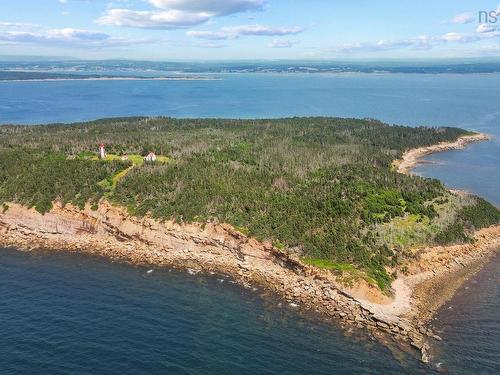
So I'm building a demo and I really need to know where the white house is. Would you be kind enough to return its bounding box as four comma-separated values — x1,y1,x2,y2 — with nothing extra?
144,152,157,162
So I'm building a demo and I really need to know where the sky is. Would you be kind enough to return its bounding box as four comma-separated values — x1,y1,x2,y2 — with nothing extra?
0,0,500,60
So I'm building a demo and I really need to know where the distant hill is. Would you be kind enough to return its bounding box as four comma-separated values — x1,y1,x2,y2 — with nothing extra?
2,59,500,74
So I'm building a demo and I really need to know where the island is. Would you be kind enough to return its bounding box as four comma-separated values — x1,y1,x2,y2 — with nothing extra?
0,117,498,362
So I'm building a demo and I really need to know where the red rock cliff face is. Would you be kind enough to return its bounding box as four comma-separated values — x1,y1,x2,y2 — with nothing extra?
0,201,301,279
2,201,498,360
0,201,423,347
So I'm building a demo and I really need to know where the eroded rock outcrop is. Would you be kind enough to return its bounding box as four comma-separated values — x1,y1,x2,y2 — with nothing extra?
1,201,499,361
0,202,425,351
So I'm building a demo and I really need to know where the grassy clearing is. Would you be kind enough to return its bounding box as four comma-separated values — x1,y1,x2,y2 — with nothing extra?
95,153,171,196
375,191,499,256
375,213,439,251
302,258,384,289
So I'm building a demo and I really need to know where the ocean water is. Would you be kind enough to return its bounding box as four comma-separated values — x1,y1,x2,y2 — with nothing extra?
432,254,500,374
0,72,499,373
0,248,430,374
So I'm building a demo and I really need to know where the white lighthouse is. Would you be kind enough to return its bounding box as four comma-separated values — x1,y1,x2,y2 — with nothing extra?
99,144,106,159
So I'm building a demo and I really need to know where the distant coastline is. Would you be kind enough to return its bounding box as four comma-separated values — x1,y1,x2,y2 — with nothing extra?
4,59,500,76
0,76,219,82
0,70,219,82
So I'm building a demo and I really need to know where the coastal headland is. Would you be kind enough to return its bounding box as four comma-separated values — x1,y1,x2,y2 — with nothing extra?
0,118,499,362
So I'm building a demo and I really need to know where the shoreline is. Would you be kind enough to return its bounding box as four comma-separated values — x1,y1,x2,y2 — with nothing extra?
0,132,498,363
392,131,499,362
0,201,437,356
394,133,490,175
1,199,498,362
400,225,500,363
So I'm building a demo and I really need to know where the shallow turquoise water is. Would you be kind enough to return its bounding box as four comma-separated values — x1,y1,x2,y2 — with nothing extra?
0,72,499,373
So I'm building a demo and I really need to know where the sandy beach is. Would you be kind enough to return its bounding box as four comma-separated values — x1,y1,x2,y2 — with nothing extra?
394,133,490,175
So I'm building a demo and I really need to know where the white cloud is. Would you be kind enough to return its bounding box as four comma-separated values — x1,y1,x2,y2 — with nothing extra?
187,24,304,40
0,22,39,29
332,28,500,54
193,41,227,48
224,24,303,36
440,32,479,43
186,30,229,40
98,0,266,29
96,8,211,29
268,39,297,48
451,12,474,24
335,38,427,53
148,0,264,15
0,28,153,48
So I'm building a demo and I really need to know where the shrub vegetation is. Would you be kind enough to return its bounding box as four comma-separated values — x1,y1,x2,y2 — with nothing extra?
1,117,498,288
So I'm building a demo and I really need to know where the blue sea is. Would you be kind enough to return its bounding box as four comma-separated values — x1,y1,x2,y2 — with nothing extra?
0,72,499,374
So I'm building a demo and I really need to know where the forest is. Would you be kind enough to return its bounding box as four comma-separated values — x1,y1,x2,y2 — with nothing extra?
1,117,498,289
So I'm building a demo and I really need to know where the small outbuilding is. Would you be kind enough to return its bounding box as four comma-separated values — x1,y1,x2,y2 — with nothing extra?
144,152,157,163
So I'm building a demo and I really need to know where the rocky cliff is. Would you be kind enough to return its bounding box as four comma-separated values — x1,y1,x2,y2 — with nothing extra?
1,201,499,361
